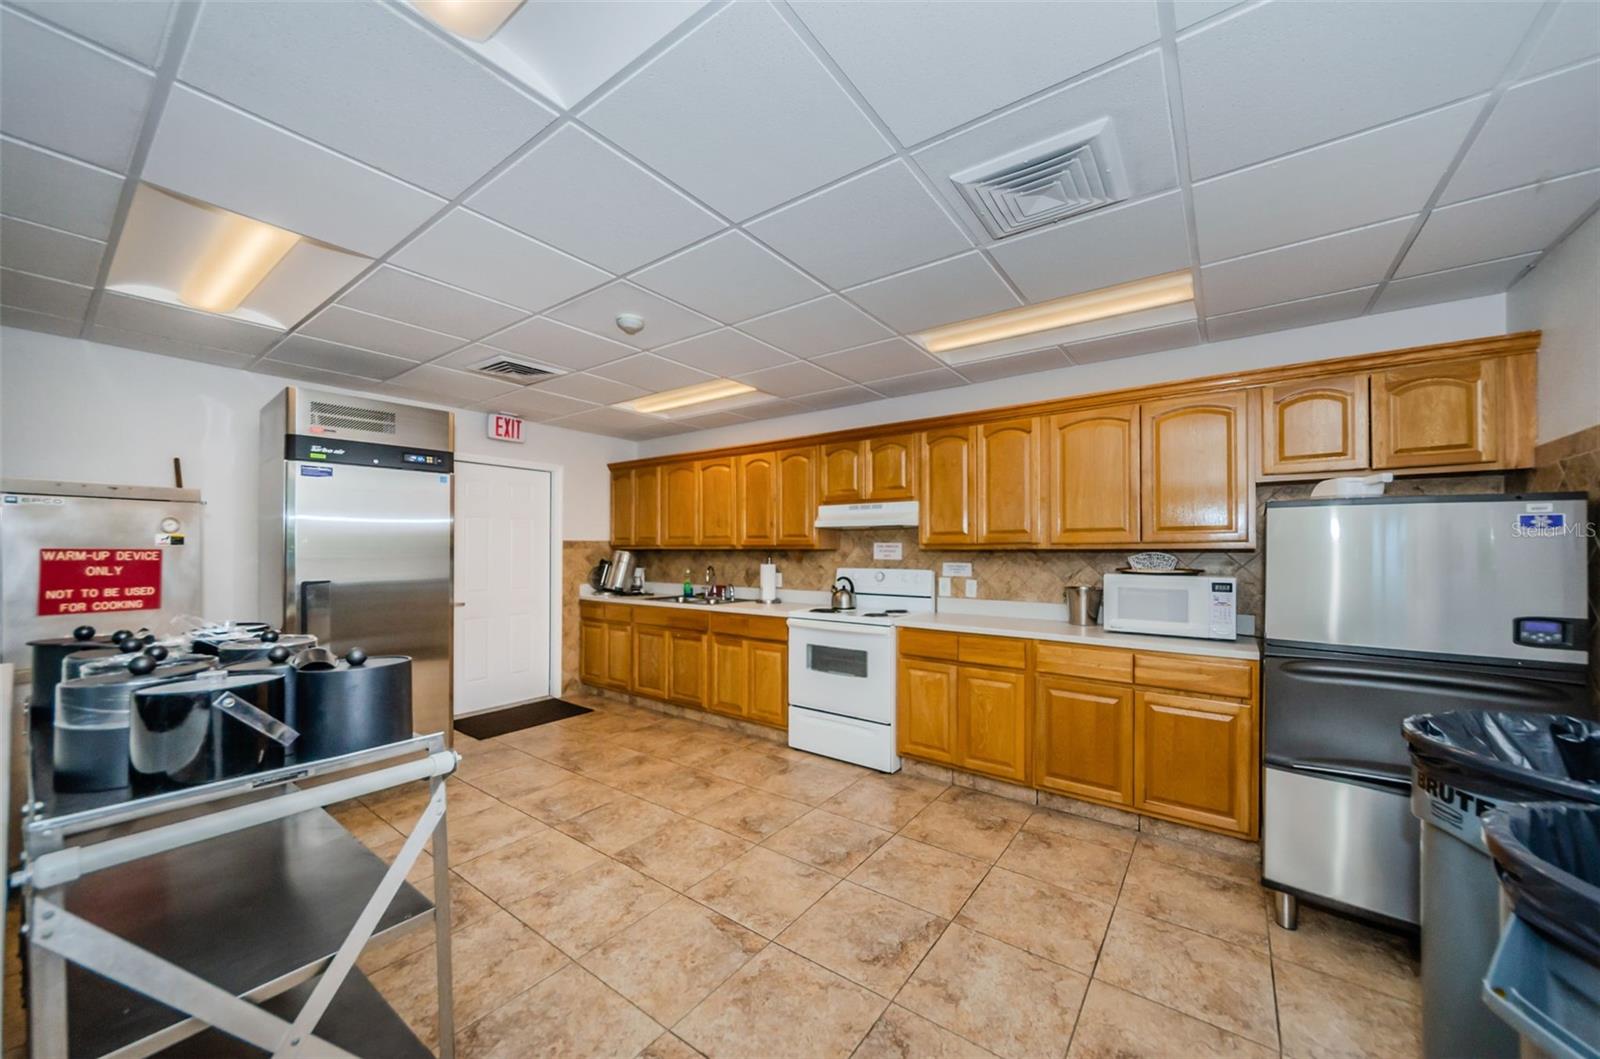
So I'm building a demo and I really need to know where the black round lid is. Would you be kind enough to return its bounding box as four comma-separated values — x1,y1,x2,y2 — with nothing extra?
29,631,111,648
140,671,283,698
61,659,214,691
299,654,409,673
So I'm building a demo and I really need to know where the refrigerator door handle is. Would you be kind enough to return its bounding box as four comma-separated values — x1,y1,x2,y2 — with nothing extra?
1266,755,1411,792
299,579,333,643
1274,658,1581,702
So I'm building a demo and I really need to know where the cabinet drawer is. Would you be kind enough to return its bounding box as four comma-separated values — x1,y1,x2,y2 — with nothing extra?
958,634,1027,670
634,607,708,631
579,602,605,621
1034,642,1134,683
899,628,958,661
709,614,787,641
1134,652,1255,700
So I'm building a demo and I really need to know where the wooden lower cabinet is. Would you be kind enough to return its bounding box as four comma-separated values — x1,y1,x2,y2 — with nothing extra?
1034,676,1134,806
710,634,750,718
898,658,957,763
957,665,1029,782
666,630,707,708
1134,689,1254,836
579,619,607,686
632,625,669,700
603,621,632,689
748,640,788,728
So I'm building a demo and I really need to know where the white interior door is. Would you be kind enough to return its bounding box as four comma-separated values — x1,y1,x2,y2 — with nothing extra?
454,460,554,715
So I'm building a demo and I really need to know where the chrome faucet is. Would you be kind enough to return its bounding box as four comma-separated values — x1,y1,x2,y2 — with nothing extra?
703,564,715,597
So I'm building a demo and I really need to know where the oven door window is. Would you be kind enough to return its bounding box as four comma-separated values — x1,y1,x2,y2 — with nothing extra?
808,643,869,679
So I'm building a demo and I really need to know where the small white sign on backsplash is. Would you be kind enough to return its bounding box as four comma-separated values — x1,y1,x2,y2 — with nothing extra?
873,541,903,560
941,561,973,577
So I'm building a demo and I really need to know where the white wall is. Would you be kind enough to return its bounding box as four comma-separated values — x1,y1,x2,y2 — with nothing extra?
0,327,634,617
638,295,1510,457
1508,210,1600,442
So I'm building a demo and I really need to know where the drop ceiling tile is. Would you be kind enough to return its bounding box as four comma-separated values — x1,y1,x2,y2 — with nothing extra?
738,295,892,358
1066,321,1202,364
1192,98,1480,262
546,281,717,350
1519,0,1600,79
1374,253,1540,314
1,305,82,337
469,125,722,274
252,358,380,392
546,406,665,437
870,368,969,397
266,334,417,381
181,1,553,196
667,409,752,430
391,209,609,314
7,0,172,66
844,253,1020,333
487,387,599,420
734,359,848,397
1399,169,1600,277
912,52,1179,242
384,366,522,407
0,139,123,240
809,338,943,384
0,10,154,172
1202,216,1414,316
86,323,258,369
144,88,446,257
0,268,92,320
652,329,793,375
298,305,457,361
590,353,713,391
1206,286,1376,342
486,316,635,371
339,267,526,341
1443,61,1600,204
788,386,879,411
581,1,890,221
530,371,648,403
94,291,283,354
987,192,1190,303
793,1,1159,145
748,160,972,288
1178,1,1538,178
632,231,824,323
736,398,805,420
955,346,1072,383
0,216,105,286
1174,1,1240,31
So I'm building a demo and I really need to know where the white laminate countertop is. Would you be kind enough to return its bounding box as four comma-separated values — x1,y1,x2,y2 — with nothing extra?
578,590,816,619
893,612,1261,661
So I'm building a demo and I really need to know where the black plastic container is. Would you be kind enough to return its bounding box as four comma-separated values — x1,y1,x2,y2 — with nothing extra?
292,652,412,762
52,657,216,792
28,626,115,710
130,672,297,788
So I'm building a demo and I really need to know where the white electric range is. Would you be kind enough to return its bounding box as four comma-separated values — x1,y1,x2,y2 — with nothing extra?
786,567,935,772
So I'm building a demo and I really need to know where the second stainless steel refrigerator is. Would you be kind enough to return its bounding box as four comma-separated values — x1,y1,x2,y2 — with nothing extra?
260,388,454,741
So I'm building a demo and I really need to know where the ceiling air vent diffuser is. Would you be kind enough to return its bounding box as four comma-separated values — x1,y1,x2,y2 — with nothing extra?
470,355,558,382
951,117,1128,239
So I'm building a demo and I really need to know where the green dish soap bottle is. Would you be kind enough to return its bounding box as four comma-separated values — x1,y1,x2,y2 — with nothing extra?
682,569,694,600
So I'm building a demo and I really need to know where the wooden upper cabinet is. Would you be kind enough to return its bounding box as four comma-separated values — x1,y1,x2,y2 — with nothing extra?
976,417,1042,545
1371,358,1499,469
610,469,634,547
661,462,699,547
1260,374,1370,476
1047,404,1139,546
920,426,976,545
1035,675,1134,806
776,445,820,548
698,458,737,547
820,441,865,504
737,452,777,548
957,665,1029,782
1134,689,1254,837
1141,391,1251,544
633,464,660,547
866,434,917,500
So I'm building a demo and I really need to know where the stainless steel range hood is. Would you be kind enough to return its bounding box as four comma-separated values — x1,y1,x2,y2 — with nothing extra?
814,500,919,528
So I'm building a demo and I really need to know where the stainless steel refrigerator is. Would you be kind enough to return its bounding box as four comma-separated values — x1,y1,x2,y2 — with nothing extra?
259,388,454,741
1262,493,1590,930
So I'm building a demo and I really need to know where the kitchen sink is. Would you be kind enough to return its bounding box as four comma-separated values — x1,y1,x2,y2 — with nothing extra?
648,595,739,605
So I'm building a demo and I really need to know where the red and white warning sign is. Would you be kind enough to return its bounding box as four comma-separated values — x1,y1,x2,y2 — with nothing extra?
37,548,163,615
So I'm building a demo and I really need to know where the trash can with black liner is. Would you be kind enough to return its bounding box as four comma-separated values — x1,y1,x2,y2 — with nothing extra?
1403,711,1600,1059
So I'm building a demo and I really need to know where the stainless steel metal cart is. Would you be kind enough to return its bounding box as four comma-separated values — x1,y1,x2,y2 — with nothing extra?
11,708,458,1059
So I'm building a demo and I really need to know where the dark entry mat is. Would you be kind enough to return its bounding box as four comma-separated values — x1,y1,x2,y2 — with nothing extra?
454,699,592,740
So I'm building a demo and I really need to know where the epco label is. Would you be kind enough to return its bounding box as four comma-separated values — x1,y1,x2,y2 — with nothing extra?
37,548,163,615
488,413,524,443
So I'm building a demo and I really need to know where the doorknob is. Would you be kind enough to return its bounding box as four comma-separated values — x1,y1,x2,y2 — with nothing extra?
452,601,467,607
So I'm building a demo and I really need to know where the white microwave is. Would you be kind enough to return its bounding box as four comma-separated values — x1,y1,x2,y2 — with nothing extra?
1102,572,1237,640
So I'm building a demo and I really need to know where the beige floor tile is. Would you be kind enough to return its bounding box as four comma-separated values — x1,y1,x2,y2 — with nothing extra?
995,826,1131,904
763,809,893,875
510,776,623,823
847,836,989,919
1140,816,1261,863
616,816,753,890
1131,833,1260,885
1275,958,1421,1059
692,786,811,841
1095,909,1278,1049
1117,854,1269,950
955,867,1112,974
456,963,662,1059
1268,906,1419,1003
594,752,683,791
1024,807,1139,852
656,730,752,770
364,779,497,828
452,745,533,782
821,773,949,831
464,758,575,801
580,896,766,1024
756,759,863,805
455,827,604,905
897,924,1088,1059
498,723,606,760
358,871,498,973
851,1005,997,1059
676,946,886,1059
507,858,675,958
371,908,567,1050
611,725,691,756
634,767,746,816
556,794,685,855
434,801,546,865
777,881,946,996
705,746,793,785
688,847,838,938
900,789,1030,862
1066,980,1276,1059
638,1032,706,1059
328,800,405,849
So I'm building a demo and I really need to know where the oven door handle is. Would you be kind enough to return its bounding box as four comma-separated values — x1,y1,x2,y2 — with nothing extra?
786,619,895,637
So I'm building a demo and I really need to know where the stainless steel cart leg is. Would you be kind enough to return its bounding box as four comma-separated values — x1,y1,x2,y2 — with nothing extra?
25,885,69,1058
431,774,455,1059
1273,891,1299,930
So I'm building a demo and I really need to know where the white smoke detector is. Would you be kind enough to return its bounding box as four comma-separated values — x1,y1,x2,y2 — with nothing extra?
615,312,645,335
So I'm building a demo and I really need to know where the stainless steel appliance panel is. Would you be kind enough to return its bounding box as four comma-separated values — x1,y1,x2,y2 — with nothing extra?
1264,495,1588,666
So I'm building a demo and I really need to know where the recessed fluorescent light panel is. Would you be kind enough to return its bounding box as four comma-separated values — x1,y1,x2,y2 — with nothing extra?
914,271,1196,366
106,185,370,328
617,379,767,419
411,0,526,41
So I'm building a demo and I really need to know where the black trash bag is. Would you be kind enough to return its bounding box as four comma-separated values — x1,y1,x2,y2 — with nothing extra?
1483,803,1600,965
1402,712,1600,804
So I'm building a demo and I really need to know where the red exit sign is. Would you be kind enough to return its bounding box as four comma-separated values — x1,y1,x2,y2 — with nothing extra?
488,413,524,443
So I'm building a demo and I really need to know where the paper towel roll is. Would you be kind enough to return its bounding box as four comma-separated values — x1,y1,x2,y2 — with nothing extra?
759,563,778,604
